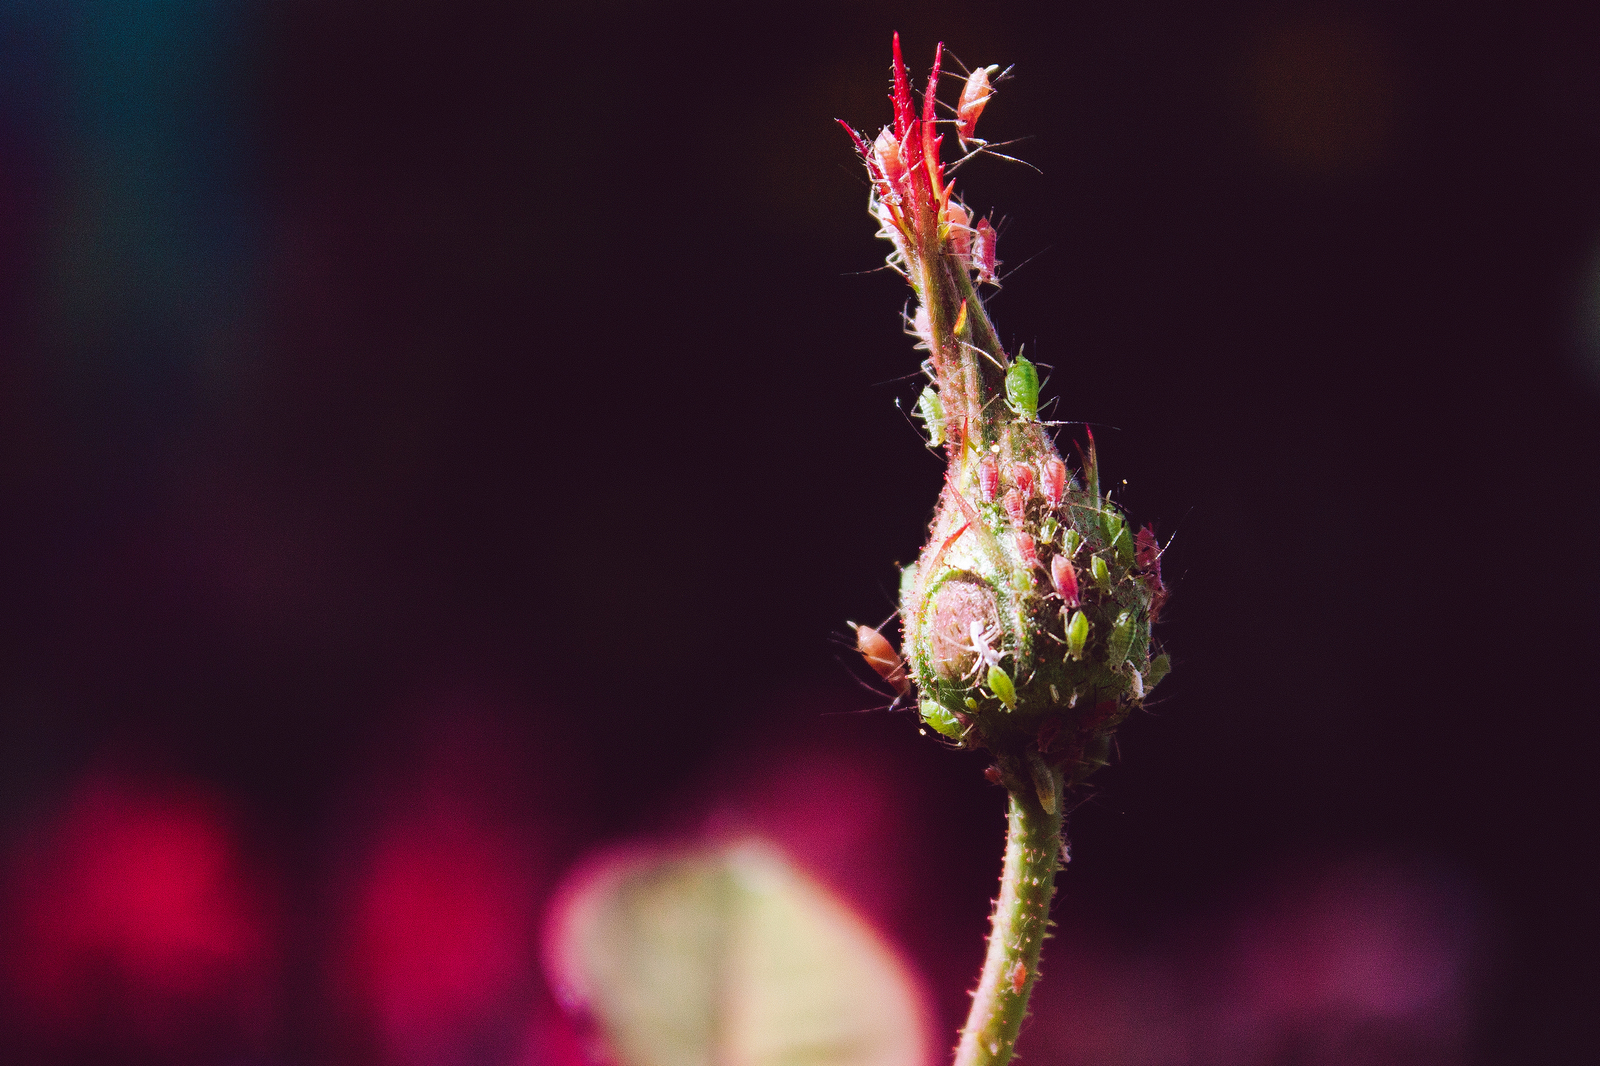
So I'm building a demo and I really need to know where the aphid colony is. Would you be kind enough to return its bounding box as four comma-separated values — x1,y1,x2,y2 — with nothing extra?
844,35,1168,791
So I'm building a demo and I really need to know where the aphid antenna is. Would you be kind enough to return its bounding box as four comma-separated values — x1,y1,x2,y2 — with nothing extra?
994,244,1052,286
947,136,1042,175
959,337,1011,374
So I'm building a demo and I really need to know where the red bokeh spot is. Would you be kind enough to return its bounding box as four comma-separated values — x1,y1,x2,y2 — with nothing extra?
334,793,538,1064
5,774,275,1043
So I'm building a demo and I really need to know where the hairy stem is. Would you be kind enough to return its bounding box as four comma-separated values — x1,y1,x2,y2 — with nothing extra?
954,767,1064,1066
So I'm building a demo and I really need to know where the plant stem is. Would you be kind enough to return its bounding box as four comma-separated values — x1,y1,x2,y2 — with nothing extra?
954,766,1064,1066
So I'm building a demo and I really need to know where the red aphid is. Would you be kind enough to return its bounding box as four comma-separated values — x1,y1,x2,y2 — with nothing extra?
946,201,972,260
1014,532,1038,569
977,457,999,501
873,127,907,191
1051,555,1079,606
1009,960,1028,993
1002,489,1026,526
1010,462,1036,498
855,624,911,696
1042,457,1067,508
957,66,996,146
1135,524,1162,573
973,218,999,285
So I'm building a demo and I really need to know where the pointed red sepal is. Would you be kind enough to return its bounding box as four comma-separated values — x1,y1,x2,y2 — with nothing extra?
891,33,914,139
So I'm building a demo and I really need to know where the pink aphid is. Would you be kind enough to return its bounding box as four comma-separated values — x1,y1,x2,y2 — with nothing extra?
1015,532,1038,569
1002,489,1026,526
873,127,907,191
973,218,999,285
1010,462,1036,498
1042,457,1067,509
946,200,972,261
1051,555,1079,606
957,65,998,146
976,457,999,501
912,304,933,349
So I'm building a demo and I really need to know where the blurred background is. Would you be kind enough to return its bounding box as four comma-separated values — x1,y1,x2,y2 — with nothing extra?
2,1,1598,1063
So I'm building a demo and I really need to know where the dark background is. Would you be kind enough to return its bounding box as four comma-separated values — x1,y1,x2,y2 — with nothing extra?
3,1,1598,1064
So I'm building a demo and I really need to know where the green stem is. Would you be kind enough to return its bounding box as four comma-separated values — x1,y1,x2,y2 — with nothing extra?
954,769,1064,1066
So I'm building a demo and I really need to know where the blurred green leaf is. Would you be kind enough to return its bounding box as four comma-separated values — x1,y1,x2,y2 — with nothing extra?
546,839,929,1066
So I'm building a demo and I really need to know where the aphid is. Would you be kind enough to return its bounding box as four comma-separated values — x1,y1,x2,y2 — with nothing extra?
1065,610,1089,660
1041,457,1067,508
973,217,999,285
1135,524,1162,572
1014,531,1037,569
911,303,932,349
855,623,911,696
1091,553,1110,589
976,456,999,501
916,385,944,446
1009,960,1028,994
945,200,972,260
1050,555,1079,606
1106,609,1135,667
1038,516,1059,544
987,664,1018,710
873,127,908,190
1146,653,1171,690
1063,527,1081,556
964,619,1005,676
1005,355,1039,420
1002,489,1026,526
957,65,999,146
1128,669,1145,700
1010,462,1036,498
920,699,965,739
1028,753,1058,816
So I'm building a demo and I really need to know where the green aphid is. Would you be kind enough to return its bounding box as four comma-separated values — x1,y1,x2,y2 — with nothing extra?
987,664,1018,710
1005,356,1040,420
1065,610,1089,660
1146,653,1171,690
1039,517,1060,545
916,386,944,446
1106,609,1135,667
1100,509,1124,549
965,696,980,711
1091,554,1111,589
1063,528,1080,555
920,699,964,739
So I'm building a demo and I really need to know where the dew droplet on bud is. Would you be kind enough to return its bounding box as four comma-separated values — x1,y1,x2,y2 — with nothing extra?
855,623,910,695
1051,555,1079,606
1010,462,1036,498
1042,457,1067,508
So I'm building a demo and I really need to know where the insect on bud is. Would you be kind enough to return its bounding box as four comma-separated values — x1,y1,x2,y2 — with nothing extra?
957,65,998,145
855,623,910,696
1050,555,1079,606
987,664,1018,710
973,218,999,285
1065,610,1089,661
912,304,933,349
977,456,999,501
946,200,972,260
1106,609,1135,668
1005,356,1040,421
873,127,907,190
1091,554,1110,590
1002,489,1026,526
1042,457,1067,509
1014,532,1037,569
1010,462,1036,498
916,385,944,446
